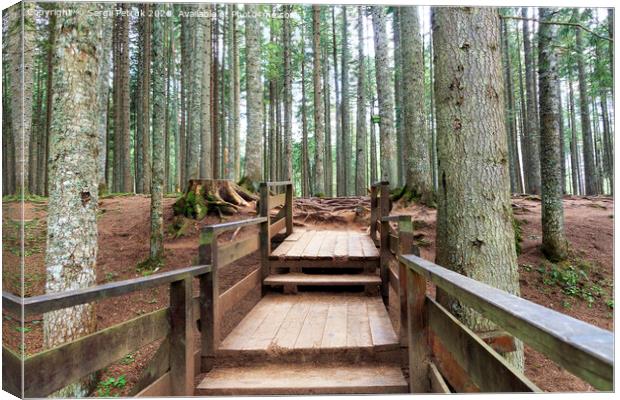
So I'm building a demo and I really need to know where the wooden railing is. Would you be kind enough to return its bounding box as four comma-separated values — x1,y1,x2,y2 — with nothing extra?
2,180,295,398
2,264,211,398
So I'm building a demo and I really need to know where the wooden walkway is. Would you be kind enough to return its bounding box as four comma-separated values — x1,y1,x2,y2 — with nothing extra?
198,227,405,395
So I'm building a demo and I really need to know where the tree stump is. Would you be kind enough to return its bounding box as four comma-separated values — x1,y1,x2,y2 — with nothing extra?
173,180,258,219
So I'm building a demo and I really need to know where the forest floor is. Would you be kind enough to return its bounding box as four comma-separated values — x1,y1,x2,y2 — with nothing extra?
1,193,614,394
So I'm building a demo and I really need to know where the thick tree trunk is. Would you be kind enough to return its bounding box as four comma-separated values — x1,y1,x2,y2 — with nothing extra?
393,8,404,188
187,5,204,181
43,5,101,396
401,6,433,203
522,8,541,194
355,6,368,196
8,2,35,195
232,5,241,181
372,7,397,186
574,10,598,195
538,8,568,261
312,5,326,195
432,7,523,370
244,4,264,184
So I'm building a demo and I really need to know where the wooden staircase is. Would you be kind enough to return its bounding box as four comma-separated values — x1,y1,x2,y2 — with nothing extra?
196,229,407,395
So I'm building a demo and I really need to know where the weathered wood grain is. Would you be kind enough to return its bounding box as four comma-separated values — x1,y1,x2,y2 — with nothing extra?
269,217,287,239
202,217,267,234
218,233,260,268
406,268,429,393
218,268,261,317
169,278,195,395
128,338,170,396
268,193,287,209
429,362,451,393
2,345,21,398
399,254,614,390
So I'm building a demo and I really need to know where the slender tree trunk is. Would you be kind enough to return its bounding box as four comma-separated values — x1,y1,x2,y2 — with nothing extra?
43,5,101,396
179,9,189,189
8,2,35,195
164,10,172,192
29,61,42,195
429,30,438,191
150,4,165,259
600,90,613,194
401,6,433,203
355,6,368,195
372,6,397,185
538,8,567,261
370,97,378,184
323,30,333,195
244,4,264,184
393,8,404,188
341,6,352,195
312,5,326,194
515,23,529,192
433,6,523,370
232,5,241,181
522,8,541,194
568,76,581,195
574,10,598,195
97,10,112,192
301,32,310,197
332,8,343,196
501,19,519,193
557,81,566,195
121,4,132,193
199,5,212,179
212,8,221,179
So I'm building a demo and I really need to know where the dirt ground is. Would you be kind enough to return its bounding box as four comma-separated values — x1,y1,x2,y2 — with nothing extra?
1,193,614,394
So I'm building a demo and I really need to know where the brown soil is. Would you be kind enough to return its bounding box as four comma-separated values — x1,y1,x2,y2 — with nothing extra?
1,194,613,394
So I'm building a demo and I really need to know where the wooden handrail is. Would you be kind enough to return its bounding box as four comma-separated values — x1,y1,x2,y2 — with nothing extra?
2,264,211,317
260,180,293,187
201,217,267,234
371,181,390,188
399,253,614,390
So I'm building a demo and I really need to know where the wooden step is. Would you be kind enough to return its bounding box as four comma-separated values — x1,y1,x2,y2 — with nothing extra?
195,362,408,395
269,258,379,270
264,273,381,286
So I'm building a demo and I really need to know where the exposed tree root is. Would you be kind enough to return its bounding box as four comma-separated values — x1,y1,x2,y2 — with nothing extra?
173,179,258,219
293,196,371,225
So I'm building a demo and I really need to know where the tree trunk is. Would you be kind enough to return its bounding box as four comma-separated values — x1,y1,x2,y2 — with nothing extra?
522,8,541,194
574,10,598,195
301,22,310,197
232,5,241,181
97,8,112,192
568,76,581,195
401,6,433,203
501,18,520,194
43,5,101,396
200,5,212,179
393,8,404,188
341,6,352,195
538,8,567,261
600,90,613,194
8,2,35,195
212,8,221,179
557,81,566,195
322,28,333,196
355,6,368,196
312,5,326,195
515,22,530,192
332,8,343,197
281,5,291,182
433,6,523,370
121,5,132,193
135,9,145,193
372,6,397,186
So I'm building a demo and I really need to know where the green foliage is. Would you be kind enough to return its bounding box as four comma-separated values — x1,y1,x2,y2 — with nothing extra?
136,256,164,275
2,193,47,203
537,260,609,308
96,375,127,397
15,326,32,333
512,217,523,255
120,353,135,365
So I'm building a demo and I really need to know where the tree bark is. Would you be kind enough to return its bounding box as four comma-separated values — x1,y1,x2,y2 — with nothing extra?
244,4,264,185
522,8,541,194
568,76,581,195
301,21,310,197
232,5,241,181
341,6,352,195
433,6,523,370
199,5,212,179
393,8,405,188
312,5,326,195
557,81,566,195
97,8,112,192
538,8,568,261
501,18,520,194
600,90,613,194
355,6,368,196
332,8,343,197
574,9,598,195
372,6,397,186
401,6,433,203
43,5,101,396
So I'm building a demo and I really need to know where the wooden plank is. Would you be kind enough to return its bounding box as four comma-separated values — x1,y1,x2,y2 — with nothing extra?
430,330,480,392
367,297,399,348
360,235,379,258
286,230,316,259
284,229,305,241
269,217,287,239
264,273,381,286
1,291,22,318
301,231,327,258
285,184,294,235
259,185,271,289
199,230,217,372
264,180,293,187
271,239,296,258
317,231,337,258
333,231,350,258
218,268,261,317
294,301,329,349
19,265,211,317
2,346,21,398
346,300,372,348
128,339,170,396
269,258,379,270
268,193,286,209
217,233,260,268
406,268,429,393
272,300,312,349
347,233,365,259
24,308,170,397
219,297,274,350
320,302,348,348
243,299,294,350
169,277,194,396
429,362,451,393
400,254,614,390
136,371,171,397
379,183,390,304
203,217,268,234
428,298,539,392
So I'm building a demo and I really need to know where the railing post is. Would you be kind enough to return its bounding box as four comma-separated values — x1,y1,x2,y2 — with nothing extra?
169,276,195,396
370,185,378,245
407,267,430,393
259,183,271,294
199,228,217,372
379,182,390,305
397,216,413,347
285,183,294,235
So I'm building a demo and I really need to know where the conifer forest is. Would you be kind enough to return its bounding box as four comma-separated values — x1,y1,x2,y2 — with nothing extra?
1,1,615,396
